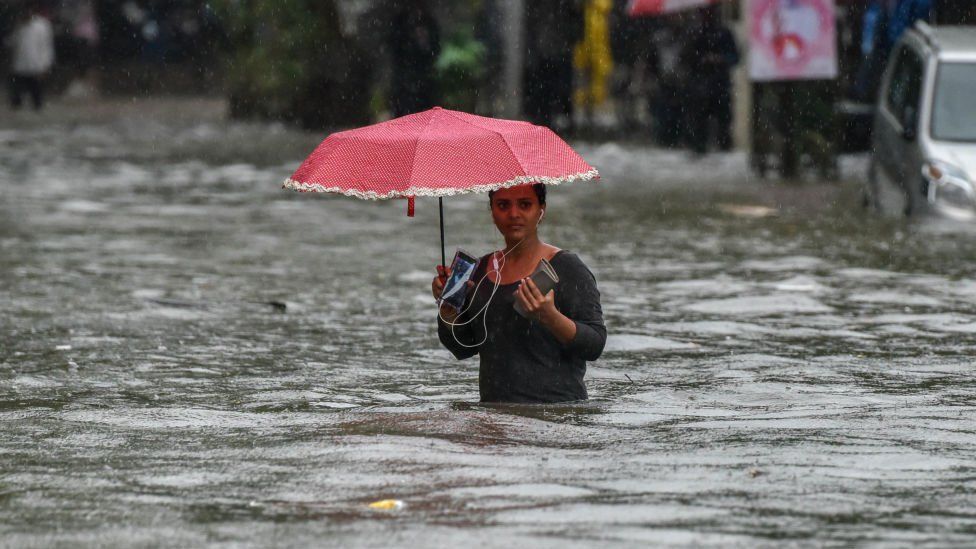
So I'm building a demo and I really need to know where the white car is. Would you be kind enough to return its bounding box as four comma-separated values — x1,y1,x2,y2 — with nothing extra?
868,23,976,219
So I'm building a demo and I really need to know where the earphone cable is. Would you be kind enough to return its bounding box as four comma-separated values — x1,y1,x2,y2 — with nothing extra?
437,237,525,348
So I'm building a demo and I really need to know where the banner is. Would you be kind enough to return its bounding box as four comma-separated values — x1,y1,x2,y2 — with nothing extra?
748,0,838,81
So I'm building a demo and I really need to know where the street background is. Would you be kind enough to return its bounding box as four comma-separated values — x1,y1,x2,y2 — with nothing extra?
3,1,976,547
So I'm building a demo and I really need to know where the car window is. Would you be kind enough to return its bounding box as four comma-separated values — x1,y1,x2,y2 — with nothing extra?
931,62,976,142
885,46,924,127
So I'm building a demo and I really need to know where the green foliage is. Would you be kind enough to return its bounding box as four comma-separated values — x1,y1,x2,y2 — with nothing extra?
435,31,486,112
211,0,370,128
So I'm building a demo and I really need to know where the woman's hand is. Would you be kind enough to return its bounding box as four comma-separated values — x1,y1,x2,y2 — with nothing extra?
432,265,449,301
515,277,577,344
433,265,474,322
432,265,457,321
515,277,558,323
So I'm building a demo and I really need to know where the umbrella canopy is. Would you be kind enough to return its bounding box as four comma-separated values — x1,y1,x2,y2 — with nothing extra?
283,107,599,266
628,0,723,17
284,107,598,199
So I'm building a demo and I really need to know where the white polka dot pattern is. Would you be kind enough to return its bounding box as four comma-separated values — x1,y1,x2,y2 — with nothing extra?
283,107,599,200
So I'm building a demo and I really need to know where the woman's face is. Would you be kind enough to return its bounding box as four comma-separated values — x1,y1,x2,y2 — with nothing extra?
491,185,544,242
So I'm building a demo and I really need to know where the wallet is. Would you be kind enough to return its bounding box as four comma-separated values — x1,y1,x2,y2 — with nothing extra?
513,258,560,317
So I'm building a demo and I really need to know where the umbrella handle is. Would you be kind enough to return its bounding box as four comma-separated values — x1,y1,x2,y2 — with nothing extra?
439,197,446,268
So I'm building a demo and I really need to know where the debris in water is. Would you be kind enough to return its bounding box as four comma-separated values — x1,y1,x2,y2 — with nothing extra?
719,204,778,218
368,499,404,511
146,297,208,310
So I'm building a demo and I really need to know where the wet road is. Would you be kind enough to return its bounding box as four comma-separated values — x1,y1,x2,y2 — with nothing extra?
2,99,975,547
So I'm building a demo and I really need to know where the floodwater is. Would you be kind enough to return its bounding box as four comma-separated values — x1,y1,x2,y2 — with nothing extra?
2,99,975,547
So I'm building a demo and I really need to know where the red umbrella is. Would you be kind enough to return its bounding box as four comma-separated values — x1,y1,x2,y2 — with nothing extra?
628,0,724,17
284,107,599,266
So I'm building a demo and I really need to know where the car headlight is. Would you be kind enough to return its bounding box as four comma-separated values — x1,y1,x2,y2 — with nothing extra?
923,160,976,218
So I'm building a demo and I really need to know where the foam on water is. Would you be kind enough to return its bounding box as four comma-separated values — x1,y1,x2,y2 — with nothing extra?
604,334,699,352
683,294,834,316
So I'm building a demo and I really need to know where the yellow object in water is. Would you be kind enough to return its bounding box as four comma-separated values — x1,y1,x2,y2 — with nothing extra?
574,0,614,108
368,499,404,510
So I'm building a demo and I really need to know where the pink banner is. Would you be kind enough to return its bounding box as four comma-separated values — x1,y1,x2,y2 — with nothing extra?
748,0,838,81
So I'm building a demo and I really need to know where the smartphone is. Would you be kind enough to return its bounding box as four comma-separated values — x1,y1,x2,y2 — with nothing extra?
513,258,560,317
439,249,480,313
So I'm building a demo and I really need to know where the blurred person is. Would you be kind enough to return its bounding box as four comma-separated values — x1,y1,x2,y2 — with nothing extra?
388,0,441,117
608,0,652,132
138,5,169,65
852,0,890,101
72,1,98,66
573,0,614,123
853,0,932,101
886,0,932,44
63,0,99,98
648,17,688,147
524,0,584,132
683,6,738,154
6,4,55,110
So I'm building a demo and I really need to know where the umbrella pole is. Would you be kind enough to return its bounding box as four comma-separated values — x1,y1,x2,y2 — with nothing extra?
439,197,446,268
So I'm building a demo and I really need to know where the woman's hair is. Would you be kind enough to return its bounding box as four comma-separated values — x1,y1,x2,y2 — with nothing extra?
488,183,547,207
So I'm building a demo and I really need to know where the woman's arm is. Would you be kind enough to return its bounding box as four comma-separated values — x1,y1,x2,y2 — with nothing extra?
515,256,606,360
438,316,480,360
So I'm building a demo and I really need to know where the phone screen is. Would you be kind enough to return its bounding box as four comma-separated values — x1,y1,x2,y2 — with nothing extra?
440,250,478,312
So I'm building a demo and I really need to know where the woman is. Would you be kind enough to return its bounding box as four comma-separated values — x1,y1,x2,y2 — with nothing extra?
431,183,606,403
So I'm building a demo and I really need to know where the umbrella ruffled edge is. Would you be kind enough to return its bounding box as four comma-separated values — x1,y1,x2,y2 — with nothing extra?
281,169,600,200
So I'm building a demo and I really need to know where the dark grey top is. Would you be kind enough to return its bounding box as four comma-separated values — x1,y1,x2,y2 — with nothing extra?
437,251,606,403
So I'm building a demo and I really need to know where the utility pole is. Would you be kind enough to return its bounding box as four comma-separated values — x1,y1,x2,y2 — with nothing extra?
499,0,524,118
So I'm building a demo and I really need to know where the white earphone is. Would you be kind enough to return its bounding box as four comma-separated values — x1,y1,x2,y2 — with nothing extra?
441,238,525,348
